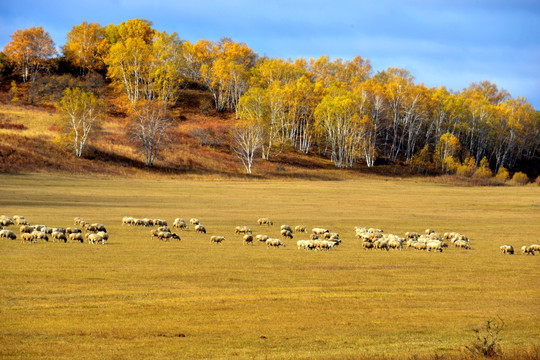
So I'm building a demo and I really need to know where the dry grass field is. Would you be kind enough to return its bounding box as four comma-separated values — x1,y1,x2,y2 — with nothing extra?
1,174,539,359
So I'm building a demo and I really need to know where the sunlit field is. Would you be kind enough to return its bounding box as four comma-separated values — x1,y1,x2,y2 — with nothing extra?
1,174,539,359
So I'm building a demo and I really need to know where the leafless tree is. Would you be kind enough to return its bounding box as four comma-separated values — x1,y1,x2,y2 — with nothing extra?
130,100,173,167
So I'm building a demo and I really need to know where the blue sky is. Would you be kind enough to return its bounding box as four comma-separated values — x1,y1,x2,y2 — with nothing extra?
1,0,539,109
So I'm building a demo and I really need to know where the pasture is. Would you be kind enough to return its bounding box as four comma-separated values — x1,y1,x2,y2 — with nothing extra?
0,174,539,359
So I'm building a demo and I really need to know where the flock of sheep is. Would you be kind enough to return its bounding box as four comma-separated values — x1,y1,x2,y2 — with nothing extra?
0,215,109,244
1,214,538,255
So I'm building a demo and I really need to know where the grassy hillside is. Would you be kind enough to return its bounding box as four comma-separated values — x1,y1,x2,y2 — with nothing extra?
0,174,539,359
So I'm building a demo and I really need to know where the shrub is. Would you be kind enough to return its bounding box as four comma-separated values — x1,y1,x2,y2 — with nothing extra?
535,176,540,187
456,156,476,177
465,318,505,358
511,172,529,185
495,167,510,182
473,157,493,179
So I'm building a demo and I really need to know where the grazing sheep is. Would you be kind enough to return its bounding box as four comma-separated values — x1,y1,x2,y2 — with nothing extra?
414,242,427,251
97,231,109,243
235,226,252,235
74,217,85,225
310,233,319,240
530,244,540,252
153,219,167,226
374,239,389,251
69,233,84,243
158,231,180,241
427,241,443,252
158,226,171,233
266,238,285,248
21,232,35,243
243,234,254,245
20,225,35,234
32,231,48,242
312,227,329,235
51,231,67,243
33,225,47,232
0,229,17,240
297,240,312,250
0,217,15,226
210,236,225,244
85,223,98,232
257,217,273,226
323,232,340,241
256,234,269,242
122,216,136,225
405,232,420,240
280,225,293,233
173,218,188,229
295,225,307,233
281,229,293,239
150,229,160,239
454,240,471,249
65,227,81,235
15,218,29,225
425,229,435,235
387,238,404,250
87,233,103,244
195,224,206,234
190,218,200,225
362,241,374,250
521,246,535,255
500,245,514,254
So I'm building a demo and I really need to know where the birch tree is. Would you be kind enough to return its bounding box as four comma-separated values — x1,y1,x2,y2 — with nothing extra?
230,120,264,174
57,87,104,157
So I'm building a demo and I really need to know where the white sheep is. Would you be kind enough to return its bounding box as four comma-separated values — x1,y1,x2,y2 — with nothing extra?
312,227,329,235
173,218,188,229
256,234,269,242
190,218,200,225
69,233,84,243
281,229,293,239
195,224,206,234
454,240,471,249
529,244,540,252
521,246,535,255
295,225,307,233
210,235,225,244
257,217,273,226
51,231,67,243
243,234,254,245
427,241,443,252
266,238,285,248
500,245,514,254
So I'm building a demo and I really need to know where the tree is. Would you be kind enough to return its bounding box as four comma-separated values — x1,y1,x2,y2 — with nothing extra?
129,100,172,167
63,21,109,73
57,87,104,157
435,132,461,172
3,26,57,82
230,120,264,174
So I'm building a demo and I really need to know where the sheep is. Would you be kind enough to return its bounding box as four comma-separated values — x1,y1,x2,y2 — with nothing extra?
425,229,435,235
0,217,15,226
414,242,427,251
87,233,103,244
387,238,404,250
97,231,109,243
454,240,471,249
32,231,48,242
404,232,420,240
323,232,340,242
429,232,443,241
74,217,85,226
51,231,67,243
295,225,307,233
21,232,36,243
297,240,310,250
529,244,540,252
0,229,16,240
69,233,84,243
427,241,443,252
210,235,225,244
362,241,374,250
20,225,35,234
173,218,188,229
500,245,514,254
243,234,254,245
266,238,285,248
256,234,269,242
84,223,98,232
257,217,273,226
190,218,200,225
195,224,206,234
310,233,319,240
521,246,535,255
153,219,167,226
374,239,389,251
312,227,329,235
122,216,136,225
235,226,252,235
158,226,171,233
65,227,81,235
280,224,293,233
281,229,293,239
33,225,47,232
158,231,180,241
15,217,29,225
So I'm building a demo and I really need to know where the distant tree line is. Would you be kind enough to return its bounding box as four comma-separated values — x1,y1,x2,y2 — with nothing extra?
1,20,539,176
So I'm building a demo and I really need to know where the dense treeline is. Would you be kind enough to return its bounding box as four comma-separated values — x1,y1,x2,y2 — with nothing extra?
1,19,539,178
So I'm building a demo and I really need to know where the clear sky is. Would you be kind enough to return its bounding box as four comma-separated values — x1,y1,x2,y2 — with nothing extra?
1,0,539,109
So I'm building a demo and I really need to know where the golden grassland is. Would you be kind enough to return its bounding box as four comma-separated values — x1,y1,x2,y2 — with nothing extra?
0,174,539,359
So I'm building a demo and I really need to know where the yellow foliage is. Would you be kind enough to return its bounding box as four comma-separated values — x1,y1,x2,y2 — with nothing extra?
494,166,510,182
511,172,529,185
64,21,109,72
